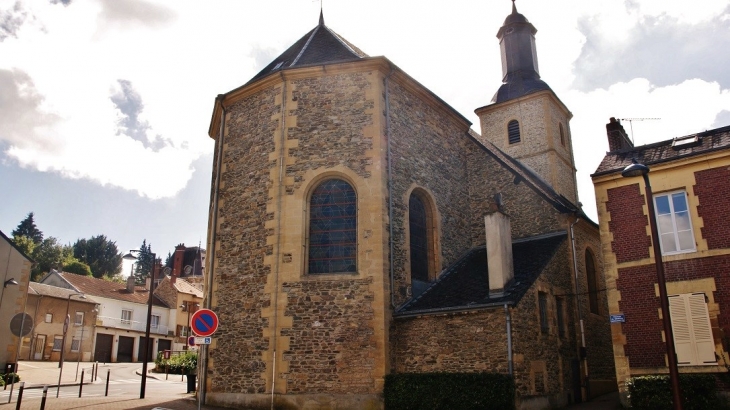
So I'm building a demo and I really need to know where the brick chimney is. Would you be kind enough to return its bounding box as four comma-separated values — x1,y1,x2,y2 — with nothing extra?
126,275,135,293
606,117,633,152
485,211,514,297
172,244,186,283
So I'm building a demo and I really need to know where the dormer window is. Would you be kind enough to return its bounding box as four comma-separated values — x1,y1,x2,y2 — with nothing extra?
508,120,521,144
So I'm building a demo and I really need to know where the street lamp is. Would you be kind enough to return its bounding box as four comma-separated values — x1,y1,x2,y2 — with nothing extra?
622,161,683,410
57,292,85,397
123,249,156,399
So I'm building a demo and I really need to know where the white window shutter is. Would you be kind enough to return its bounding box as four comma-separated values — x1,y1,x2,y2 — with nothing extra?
669,295,694,365
688,293,716,364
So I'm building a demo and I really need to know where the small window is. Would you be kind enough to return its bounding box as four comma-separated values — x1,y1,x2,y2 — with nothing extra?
556,297,565,338
538,292,549,334
559,123,565,146
586,250,600,315
654,191,695,255
52,336,63,351
70,338,80,352
508,120,521,144
308,179,357,274
669,293,716,366
121,310,132,325
74,312,84,326
45,313,53,323
151,315,160,329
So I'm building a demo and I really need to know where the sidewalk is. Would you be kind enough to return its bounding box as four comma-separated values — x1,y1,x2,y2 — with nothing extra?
0,361,228,410
563,392,623,409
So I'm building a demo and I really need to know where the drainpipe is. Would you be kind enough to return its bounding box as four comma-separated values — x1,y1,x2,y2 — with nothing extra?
385,65,396,309
202,95,227,405
569,216,587,398
505,304,513,375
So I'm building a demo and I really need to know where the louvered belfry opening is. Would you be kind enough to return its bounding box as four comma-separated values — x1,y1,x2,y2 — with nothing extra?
508,120,521,144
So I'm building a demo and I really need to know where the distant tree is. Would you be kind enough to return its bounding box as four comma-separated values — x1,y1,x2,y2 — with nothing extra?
164,251,173,268
12,212,43,245
73,235,123,279
63,260,92,276
12,235,36,257
31,237,73,280
133,239,157,284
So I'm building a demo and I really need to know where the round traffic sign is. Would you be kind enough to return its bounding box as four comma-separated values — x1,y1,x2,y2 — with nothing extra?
190,308,219,337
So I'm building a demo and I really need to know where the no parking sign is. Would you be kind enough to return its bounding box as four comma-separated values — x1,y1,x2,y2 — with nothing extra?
190,308,219,337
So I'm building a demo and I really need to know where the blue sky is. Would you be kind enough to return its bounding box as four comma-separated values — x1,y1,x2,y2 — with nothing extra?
1,0,729,265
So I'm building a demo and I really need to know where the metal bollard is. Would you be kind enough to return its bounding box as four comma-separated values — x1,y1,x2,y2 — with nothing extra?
105,369,110,396
40,385,48,410
79,370,84,397
14,382,24,410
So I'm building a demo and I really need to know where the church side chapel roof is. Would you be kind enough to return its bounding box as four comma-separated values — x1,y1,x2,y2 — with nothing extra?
396,232,567,316
246,11,368,86
592,124,730,177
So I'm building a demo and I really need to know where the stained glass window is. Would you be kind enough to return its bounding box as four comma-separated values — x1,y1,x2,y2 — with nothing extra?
308,179,357,274
409,194,429,282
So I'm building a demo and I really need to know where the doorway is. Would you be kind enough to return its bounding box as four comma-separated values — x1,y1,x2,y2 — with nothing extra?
94,333,113,363
117,336,134,362
33,335,46,360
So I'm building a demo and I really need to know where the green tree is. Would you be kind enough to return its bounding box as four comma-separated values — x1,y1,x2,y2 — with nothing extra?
63,260,92,276
12,235,36,257
31,237,73,280
164,251,173,268
73,235,123,279
12,212,43,245
133,239,157,284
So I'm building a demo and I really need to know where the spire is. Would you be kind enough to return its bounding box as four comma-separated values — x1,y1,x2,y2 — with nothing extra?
512,0,517,14
319,7,324,26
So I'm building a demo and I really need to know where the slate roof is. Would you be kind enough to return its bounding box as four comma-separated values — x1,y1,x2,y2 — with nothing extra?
592,124,730,177
57,272,168,307
396,231,567,316
28,282,98,304
246,11,367,86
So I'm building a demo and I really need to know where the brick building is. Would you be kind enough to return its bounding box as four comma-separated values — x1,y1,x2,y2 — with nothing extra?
592,118,730,405
203,4,614,409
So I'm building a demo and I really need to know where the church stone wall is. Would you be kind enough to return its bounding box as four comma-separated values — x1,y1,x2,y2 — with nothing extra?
386,80,472,306
208,85,280,396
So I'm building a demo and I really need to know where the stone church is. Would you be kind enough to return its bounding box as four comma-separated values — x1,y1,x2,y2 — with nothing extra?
203,3,615,409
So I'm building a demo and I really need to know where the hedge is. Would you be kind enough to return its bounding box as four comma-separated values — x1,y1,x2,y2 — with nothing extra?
627,374,728,410
154,351,197,375
384,372,515,410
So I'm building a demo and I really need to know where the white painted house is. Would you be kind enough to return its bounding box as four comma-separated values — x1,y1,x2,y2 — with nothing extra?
41,270,174,363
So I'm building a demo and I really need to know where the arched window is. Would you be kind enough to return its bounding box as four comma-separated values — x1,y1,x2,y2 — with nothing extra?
409,194,429,283
586,249,599,314
508,120,521,144
559,123,565,146
308,179,357,274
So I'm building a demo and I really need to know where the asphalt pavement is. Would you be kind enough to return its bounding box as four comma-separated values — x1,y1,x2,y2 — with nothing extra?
0,361,228,410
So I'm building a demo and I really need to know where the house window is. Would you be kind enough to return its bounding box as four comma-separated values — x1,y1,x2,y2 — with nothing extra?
45,313,53,323
177,325,190,337
409,193,429,283
538,292,549,334
654,191,695,254
52,336,63,351
668,293,716,366
308,179,357,274
74,312,84,326
508,120,521,144
151,315,160,329
586,250,599,315
556,297,565,338
121,309,132,325
70,337,80,352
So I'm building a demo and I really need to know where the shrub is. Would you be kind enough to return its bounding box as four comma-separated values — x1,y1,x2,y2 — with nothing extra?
155,351,198,375
2,373,20,384
384,372,515,410
627,374,726,410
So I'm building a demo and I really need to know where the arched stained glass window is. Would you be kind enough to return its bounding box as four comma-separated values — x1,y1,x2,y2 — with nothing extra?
409,194,429,283
308,179,357,274
586,249,599,314
508,120,521,144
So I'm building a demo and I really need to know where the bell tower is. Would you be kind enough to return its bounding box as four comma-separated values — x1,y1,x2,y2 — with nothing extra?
475,1,578,204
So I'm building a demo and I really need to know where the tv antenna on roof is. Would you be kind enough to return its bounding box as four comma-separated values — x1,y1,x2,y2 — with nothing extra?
619,117,661,143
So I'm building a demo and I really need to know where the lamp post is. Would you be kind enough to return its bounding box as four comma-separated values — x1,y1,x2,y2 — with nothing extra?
57,292,85,397
622,162,682,410
123,249,156,399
